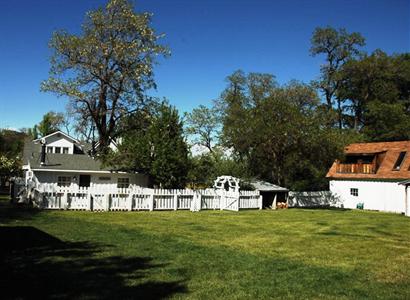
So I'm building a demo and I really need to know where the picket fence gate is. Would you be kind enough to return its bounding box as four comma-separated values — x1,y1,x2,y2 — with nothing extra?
32,183,262,212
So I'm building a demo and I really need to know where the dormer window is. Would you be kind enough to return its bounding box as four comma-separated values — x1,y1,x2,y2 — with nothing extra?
393,151,406,171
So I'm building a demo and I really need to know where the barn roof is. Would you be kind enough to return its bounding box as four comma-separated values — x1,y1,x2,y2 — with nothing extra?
326,141,410,180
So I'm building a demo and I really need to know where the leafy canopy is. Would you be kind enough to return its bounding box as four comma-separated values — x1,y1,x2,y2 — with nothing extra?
107,102,189,188
41,0,169,150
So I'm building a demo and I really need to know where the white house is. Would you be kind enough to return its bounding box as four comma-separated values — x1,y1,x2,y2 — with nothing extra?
22,131,148,190
327,141,410,215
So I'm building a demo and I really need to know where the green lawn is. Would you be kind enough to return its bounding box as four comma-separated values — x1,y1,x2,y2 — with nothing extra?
1,195,410,299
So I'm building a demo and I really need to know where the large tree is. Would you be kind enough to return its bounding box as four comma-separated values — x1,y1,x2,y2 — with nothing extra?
310,26,365,128
107,102,189,188
362,101,410,142
42,0,169,151
184,105,220,153
338,50,410,134
218,71,362,190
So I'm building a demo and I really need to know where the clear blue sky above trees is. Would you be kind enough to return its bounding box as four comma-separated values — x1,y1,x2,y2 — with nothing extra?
0,0,409,129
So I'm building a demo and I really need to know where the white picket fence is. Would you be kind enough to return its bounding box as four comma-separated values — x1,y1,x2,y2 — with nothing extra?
32,183,262,212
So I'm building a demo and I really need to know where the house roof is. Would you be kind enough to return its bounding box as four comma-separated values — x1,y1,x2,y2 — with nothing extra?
326,141,410,180
249,180,288,192
34,130,80,144
23,136,117,173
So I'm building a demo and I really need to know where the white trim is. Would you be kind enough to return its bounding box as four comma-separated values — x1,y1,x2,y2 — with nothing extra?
34,130,80,144
31,168,134,174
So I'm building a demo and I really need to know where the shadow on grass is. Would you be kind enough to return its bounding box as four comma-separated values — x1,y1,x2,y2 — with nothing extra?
289,206,351,212
0,198,41,225
0,226,186,299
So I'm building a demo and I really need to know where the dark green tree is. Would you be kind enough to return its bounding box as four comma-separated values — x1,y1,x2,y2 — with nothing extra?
149,104,189,188
362,101,410,141
108,102,189,188
0,129,26,180
337,50,410,139
218,71,362,190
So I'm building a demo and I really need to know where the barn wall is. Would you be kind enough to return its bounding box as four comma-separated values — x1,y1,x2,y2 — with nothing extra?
329,180,405,213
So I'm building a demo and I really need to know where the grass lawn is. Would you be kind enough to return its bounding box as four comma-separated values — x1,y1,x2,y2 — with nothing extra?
1,194,410,299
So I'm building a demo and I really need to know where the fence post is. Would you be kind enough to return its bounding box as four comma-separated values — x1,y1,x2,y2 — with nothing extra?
62,192,68,210
87,191,92,211
105,194,110,211
149,192,154,211
259,195,263,210
174,192,178,210
198,193,202,211
127,192,133,211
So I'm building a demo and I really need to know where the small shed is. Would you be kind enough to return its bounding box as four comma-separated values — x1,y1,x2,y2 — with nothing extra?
249,180,289,209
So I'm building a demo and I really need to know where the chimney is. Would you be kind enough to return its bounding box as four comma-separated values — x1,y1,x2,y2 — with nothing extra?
40,140,46,166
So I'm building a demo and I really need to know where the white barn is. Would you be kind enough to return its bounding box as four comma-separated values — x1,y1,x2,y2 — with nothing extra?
22,131,148,190
327,141,410,216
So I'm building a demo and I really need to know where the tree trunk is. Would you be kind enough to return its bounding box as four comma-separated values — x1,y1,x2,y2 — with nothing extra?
337,98,342,129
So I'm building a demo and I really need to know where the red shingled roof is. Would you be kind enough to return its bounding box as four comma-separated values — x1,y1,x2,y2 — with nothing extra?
326,141,410,180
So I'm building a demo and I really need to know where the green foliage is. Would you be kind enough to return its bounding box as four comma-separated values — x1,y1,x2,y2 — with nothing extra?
0,129,26,158
184,105,220,153
0,129,25,178
187,149,250,189
363,101,410,141
338,50,410,138
149,104,189,188
217,71,362,190
310,26,365,128
187,153,216,188
108,102,189,188
26,125,39,139
41,0,169,150
37,111,65,137
0,155,21,177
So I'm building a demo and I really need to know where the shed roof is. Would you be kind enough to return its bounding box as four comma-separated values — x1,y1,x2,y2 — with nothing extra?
249,180,288,192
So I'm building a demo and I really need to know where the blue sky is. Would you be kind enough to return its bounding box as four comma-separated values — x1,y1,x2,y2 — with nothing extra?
0,0,409,130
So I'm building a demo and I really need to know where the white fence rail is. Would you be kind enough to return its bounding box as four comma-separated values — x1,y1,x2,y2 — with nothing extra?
32,184,262,212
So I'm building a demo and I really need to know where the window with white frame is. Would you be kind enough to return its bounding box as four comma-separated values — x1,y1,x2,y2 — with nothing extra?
55,147,61,154
117,177,130,188
57,176,71,187
350,188,358,197
62,147,69,154
46,147,53,153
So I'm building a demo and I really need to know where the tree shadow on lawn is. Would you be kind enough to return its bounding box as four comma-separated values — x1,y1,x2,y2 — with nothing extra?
0,199,41,225
0,226,186,299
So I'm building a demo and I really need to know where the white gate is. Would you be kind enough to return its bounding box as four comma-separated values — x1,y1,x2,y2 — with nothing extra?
220,190,239,211
214,176,240,212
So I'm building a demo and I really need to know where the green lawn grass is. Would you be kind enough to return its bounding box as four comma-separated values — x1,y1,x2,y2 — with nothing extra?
1,196,410,299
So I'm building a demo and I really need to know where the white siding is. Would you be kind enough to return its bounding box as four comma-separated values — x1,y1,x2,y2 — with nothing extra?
330,180,406,213
405,186,410,217
33,171,148,188
45,135,74,154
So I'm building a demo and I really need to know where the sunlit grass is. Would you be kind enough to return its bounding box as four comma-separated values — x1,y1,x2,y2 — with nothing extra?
1,202,410,299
